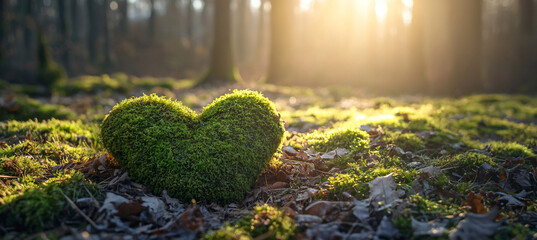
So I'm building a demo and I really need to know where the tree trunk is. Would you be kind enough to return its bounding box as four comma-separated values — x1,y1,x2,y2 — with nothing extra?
103,0,112,71
87,0,99,63
186,0,194,46
119,0,129,35
517,0,535,92
266,0,295,84
236,0,248,62
70,0,80,41
256,0,266,61
449,0,483,95
408,0,426,93
24,0,34,60
148,0,156,40
0,0,7,65
198,0,241,84
58,0,70,74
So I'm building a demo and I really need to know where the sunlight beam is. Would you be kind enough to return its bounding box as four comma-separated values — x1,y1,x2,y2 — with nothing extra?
375,0,388,23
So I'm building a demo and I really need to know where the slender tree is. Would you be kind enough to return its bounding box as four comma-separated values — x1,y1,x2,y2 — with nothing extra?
407,0,426,93
198,0,241,84
70,0,80,41
119,0,129,35
0,0,7,66
266,0,295,84
87,0,99,63
517,0,535,92
256,0,267,61
58,0,70,73
23,0,34,60
148,0,156,39
449,0,483,95
186,0,194,46
103,0,112,71
236,0,249,62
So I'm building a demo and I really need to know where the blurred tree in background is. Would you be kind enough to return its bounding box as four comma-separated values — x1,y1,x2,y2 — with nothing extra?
0,0,535,95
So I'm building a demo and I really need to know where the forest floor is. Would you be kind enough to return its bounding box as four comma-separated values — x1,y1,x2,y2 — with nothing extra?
1,76,536,239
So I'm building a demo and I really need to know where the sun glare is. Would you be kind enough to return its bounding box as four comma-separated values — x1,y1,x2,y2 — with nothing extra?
250,0,262,11
375,0,388,23
299,0,314,12
402,0,414,8
192,0,204,11
402,9,412,25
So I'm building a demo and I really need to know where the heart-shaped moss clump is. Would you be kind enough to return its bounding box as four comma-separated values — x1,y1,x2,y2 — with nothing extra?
101,90,284,203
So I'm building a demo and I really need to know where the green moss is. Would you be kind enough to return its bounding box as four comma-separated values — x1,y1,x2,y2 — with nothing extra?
0,139,99,176
0,172,100,232
0,96,75,121
307,128,370,154
203,224,252,240
408,194,460,216
393,133,426,151
101,90,285,203
489,141,534,158
328,159,417,200
0,119,100,147
434,152,495,169
204,204,295,240
494,223,535,240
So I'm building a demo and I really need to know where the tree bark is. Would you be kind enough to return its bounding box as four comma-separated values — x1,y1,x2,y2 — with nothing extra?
58,0,70,74
87,0,99,63
148,0,156,40
104,0,112,71
449,0,483,95
119,0,129,35
516,0,535,92
266,0,295,84
198,0,241,84
23,0,34,60
186,0,194,46
408,0,426,93
70,0,80,41
0,0,7,65
237,0,248,62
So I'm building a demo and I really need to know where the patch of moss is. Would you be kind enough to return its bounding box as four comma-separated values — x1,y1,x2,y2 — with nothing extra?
0,119,100,147
434,152,495,170
329,159,417,200
55,74,195,96
204,204,296,240
489,141,534,158
0,139,99,176
0,172,100,232
0,96,75,121
307,127,370,154
203,224,252,240
494,223,535,240
101,90,285,203
393,133,426,151
408,194,461,216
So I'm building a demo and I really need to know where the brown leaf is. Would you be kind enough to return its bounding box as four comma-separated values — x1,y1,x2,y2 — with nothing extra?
296,151,309,161
115,201,146,219
464,192,487,214
270,181,288,189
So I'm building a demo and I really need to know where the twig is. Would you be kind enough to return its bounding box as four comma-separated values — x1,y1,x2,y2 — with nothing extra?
0,175,18,179
84,185,101,208
62,193,102,230
253,230,274,240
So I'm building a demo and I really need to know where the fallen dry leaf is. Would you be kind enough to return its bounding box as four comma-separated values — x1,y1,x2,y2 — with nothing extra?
449,208,500,240
369,173,399,209
464,192,487,214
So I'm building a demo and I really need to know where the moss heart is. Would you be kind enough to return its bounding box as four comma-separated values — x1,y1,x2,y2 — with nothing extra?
101,90,284,203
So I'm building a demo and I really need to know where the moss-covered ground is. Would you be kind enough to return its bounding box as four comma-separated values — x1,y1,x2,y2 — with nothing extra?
1,77,536,239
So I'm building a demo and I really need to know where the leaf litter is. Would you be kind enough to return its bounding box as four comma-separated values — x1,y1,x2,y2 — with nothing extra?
1,88,537,239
